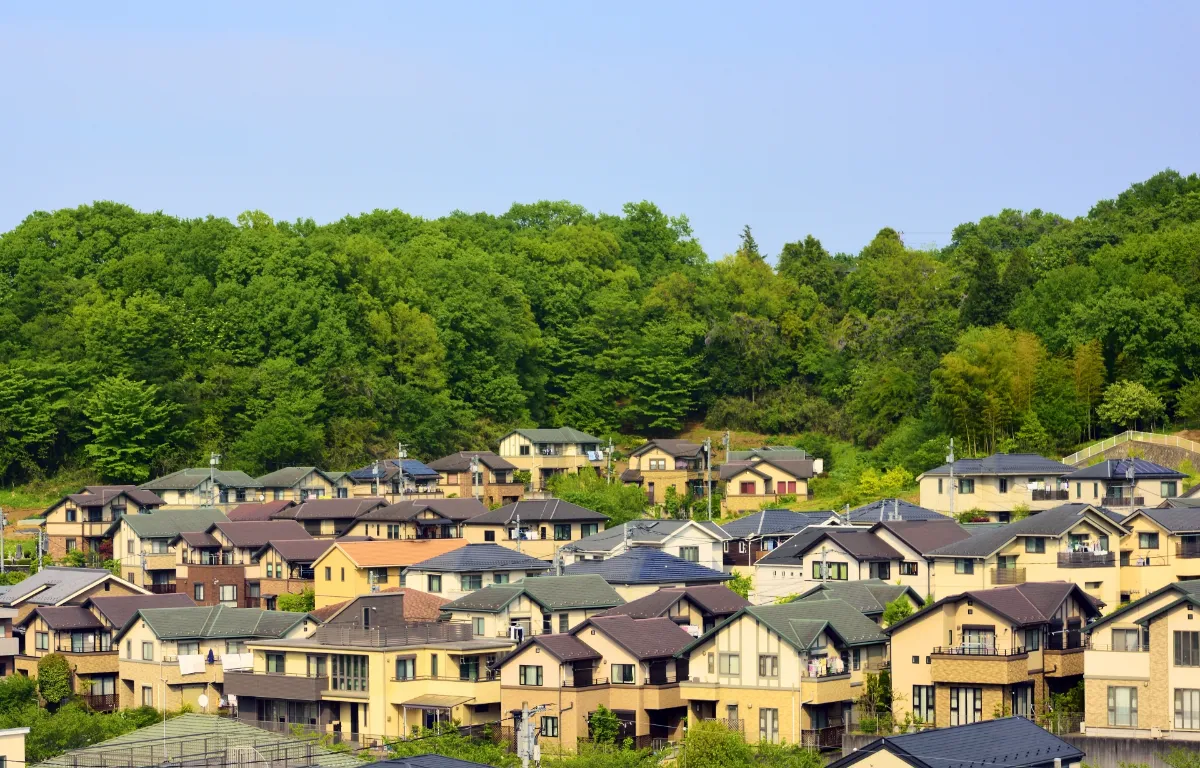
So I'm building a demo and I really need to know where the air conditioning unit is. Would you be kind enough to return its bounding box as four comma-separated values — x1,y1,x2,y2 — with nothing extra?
690,676,700,683
508,625,526,642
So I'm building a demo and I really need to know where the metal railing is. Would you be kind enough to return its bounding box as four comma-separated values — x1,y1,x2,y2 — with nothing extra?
1058,551,1115,568
991,567,1026,585
82,692,119,711
314,621,473,647
802,667,850,678
56,641,114,654
1177,543,1200,559
563,676,609,688
643,674,678,686
1102,496,1144,507
1062,431,1200,466
931,645,1026,657
1087,642,1149,652
390,672,497,683
1031,489,1070,501
801,725,845,750
147,583,177,594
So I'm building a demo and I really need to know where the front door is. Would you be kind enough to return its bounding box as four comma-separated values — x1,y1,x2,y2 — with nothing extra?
647,482,656,503
350,703,359,736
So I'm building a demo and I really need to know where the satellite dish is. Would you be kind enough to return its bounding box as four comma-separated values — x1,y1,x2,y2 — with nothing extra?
197,694,209,710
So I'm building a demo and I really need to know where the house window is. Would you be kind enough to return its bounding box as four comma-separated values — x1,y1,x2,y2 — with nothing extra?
142,686,153,707
679,547,699,563
228,640,247,654
519,665,543,686
541,716,559,737
340,568,345,581
758,655,778,677
955,559,975,574
266,653,285,673
331,655,369,691
395,657,415,681
811,561,848,580
612,664,635,684
1164,482,1179,498
473,618,485,636
1024,537,1046,554
554,524,572,541
542,614,552,634
999,478,1008,493
66,508,77,522
938,478,943,494
648,459,667,471
719,654,740,674
484,530,496,542
1113,628,1140,652
1108,686,1138,727
581,524,599,538
1176,690,1200,730
900,562,918,576
959,479,975,494
949,687,983,725
459,655,480,681
520,445,531,456
493,573,509,584
1176,632,1200,666
738,541,748,553
177,640,200,656
759,708,779,744
142,642,154,661
34,632,48,651
1140,533,1160,549
462,574,483,591
324,567,332,581
428,575,442,593
386,525,400,539
66,539,76,552
559,614,570,633
874,562,891,580
739,481,756,494
219,585,237,606
913,685,935,723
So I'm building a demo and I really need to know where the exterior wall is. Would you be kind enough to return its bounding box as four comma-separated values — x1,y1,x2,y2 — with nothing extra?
437,470,524,507
313,548,371,608
403,567,551,602
155,480,263,509
0,730,27,768
497,433,600,490
870,529,936,598
918,474,1069,515
265,471,336,502
462,522,600,560
44,495,150,556
1120,515,1200,602
115,522,181,590
177,564,248,607
449,596,608,640
723,463,809,513
625,447,706,505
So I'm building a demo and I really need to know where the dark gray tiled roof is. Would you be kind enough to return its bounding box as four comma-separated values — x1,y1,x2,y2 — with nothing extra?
1065,457,1186,480
927,504,1122,557
441,574,624,613
1135,507,1200,532
563,519,727,554
720,510,833,538
227,500,296,521
358,498,489,522
255,466,336,488
118,508,229,539
140,468,263,490
871,519,972,555
257,538,335,563
407,544,552,573
285,498,386,520
629,439,705,459
586,614,696,659
32,606,103,630
502,634,601,665
464,499,608,524
0,567,126,607
564,548,731,585
887,582,1100,633
757,528,902,565
847,499,947,522
509,427,601,444
719,457,815,481
727,447,811,462
1161,498,1200,509
426,451,518,472
88,594,197,627
65,485,164,509
827,717,1084,768
921,453,1074,477
792,580,922,616
214,520,312,548
1088,580,1200,633
599,585,749,619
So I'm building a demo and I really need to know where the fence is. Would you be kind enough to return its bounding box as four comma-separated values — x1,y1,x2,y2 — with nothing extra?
1062,431,1200,466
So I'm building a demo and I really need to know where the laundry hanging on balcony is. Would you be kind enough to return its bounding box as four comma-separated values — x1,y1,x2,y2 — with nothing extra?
178,654,206,675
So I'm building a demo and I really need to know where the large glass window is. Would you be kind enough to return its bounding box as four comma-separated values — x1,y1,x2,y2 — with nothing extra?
611,664,635,684
1025,628,1041,651
1025,538,1045,553
1176,632,1200,666
462,574,482,591
949,687,983,725
554,524,572,541
1013,685,1033,717
955,559,975,575
541,716,559,737
1113,629,1140,652
679,547,699,563
1108,686,1138,727
473,618,486,636
427,575,442,593
460,656,480,681
912,685,935,723
811,561,848,580
1164,482,1179,498
758,655,778,677
759,708,779,743
1176,689,1200,730
581,524,599,538
719,654,740,675
959,479,975,494
519,665,543,686
900,562,918,575
266,653,285,673
331,655,369,692
394,657,415,680
1140,532,1160,549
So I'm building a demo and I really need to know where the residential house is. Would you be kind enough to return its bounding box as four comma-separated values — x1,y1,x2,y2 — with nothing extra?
754,528,912,605
227,500,297,521
311,587,448,624
924,504,1129,607
498,614,695,750
842,498,950,525
720,450,817,514
42,485,165,561
790,580,925,625
888,582,1100,728
173,520,312,609
916,454,1076,519
14,593,193,710
271,497,387,537
402,544,552,602
0,567,148,626
253,539,335,609
0,603,16,676
679,598,891,748
0,728,26,768
441,574,625,642
496,428,604,490
426,452,524,507
867,519,974,599
727,447,825,474
1118,506,1200,603
597,585,750,635
347,498,490,541
1082,580,1200,739
111,507,229,594
1063,458,1188,510
140,468,265,509
719,510,835,571
827,717,1084,768
225,592,512,740
114,606,315,711
564,549,732,601
344,459,443,502
619,439,712,506
256,467,339,502
460,499,609,560
310,539,468,609
560,519,728,571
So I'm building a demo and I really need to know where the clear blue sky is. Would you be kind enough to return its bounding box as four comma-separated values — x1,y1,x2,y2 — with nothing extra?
2,2,1198,258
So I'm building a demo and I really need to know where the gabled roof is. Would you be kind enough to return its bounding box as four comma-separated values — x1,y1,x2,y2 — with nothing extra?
280,498,387,521
426,452,518,473
1087,580,1200,633
357,498,490,523
441,574,624,614
61,485,164,510
1065,457,1185,481
29,605,103,630
887,582,1101,634
580,614,696,659
727,447,812,462
501,634,602,666
320,538,467,568
683,598,887,656
0,567,145,607
140,468,263,491
756,528,902,565
347,459,441,483
371,757,496,768
826,717,1084,768
115,507,229,539
254,538,334,564
255,467,337,488
122,606,309,640
227,500,297,521
406,544,552,574
719,457,815,481
1123,506,1200,534
87,593,197,628
310,588,448,623
598,585,749,620
846,499,947,523
926,504,1126,558
563,519,728,554
921,453,1074,478
791,580,923,617
629,439,705,459
1160,497,1200,508
720,509,833,538
506,427,601,444
870,519,972,555
564,548,732,585
204,520,312,549
464,499,608,525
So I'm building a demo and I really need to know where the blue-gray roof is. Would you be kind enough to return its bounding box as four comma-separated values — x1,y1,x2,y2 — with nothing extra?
846,499,946,522
406,543,552,573
348,458,440,482
720,509,832,537
1065,457,1186,480
563,548,731,585
921,453,1073,477
0,567,129,608
927,504,1125,558
562,519,726,553
827,717,1084,768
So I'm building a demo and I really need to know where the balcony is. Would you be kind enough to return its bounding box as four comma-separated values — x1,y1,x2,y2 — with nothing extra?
930,646,1030,685
82,693,119,712
224,671,328,701
801,673,854,705
1177,543,1200,559
147,583,177,594
1102,496,1144,507
563,676,609,688
0,637,19,657
1057,551,1115,568
142,553,177,571
314,621,473,648
991,567,1026,585
1031,490,1070,501
800,725,845,750
931,646,1026,657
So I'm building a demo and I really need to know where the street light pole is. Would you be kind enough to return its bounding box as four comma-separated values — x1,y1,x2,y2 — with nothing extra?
947,438,956,519
703,438,713,521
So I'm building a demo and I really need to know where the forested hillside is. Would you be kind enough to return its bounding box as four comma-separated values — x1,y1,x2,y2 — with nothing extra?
2,171,1200,485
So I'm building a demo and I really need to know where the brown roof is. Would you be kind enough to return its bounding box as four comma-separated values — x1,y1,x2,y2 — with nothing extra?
178,530,221,548
631,439,705,459
31,606,103,630
66,485,164,508
357,498,490,523
599,585,749,620
228,500,296,521
258,538,333,563
583,615,695,659
872,520,972,556
329,539,467,568
310,587,448,623
719,457,815,481
528,634,603,662
282,498,386,521
215,520,312,549
87,593,197,628
426,451,518,473
888,582,1101,634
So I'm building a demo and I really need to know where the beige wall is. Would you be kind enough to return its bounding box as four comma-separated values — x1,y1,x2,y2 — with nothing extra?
265,470,335,501
404,567,550,602
449,595,608,639
723,462,809,514
497,433,599,489
462,522,598,560
918,474,1068,514
0,729,27,768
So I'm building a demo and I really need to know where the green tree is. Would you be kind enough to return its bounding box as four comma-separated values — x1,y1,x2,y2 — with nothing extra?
588,705,620,745
1176,378,1200,426
1097,380,1166,431
726,572,752,600
1073,340,1106,439
1015,410,1052,455
547,468,646,528
37,653,72,707
677,719,753,767
81,376,174,483
276,588,315,613
881,595,914,627
959,237,1004,328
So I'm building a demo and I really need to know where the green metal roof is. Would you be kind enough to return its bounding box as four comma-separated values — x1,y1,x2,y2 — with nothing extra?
114,508,229,538
257,466,336,488
124,606,310,640
679,597,887,657
140,468,264,491
442,574,624,613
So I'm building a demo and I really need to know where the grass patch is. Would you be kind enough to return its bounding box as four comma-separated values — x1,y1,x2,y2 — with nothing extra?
0,469,97,514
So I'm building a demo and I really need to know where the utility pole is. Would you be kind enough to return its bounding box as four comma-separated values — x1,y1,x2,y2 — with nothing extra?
519,704,546,768
515,513,522,553
703,437,713,521
820,545,828,582
397,441,409,499
0,507,6,575
606,438,614,485
469,454,481,501
947,438,956,519
208,452,221,507
722,430,731,462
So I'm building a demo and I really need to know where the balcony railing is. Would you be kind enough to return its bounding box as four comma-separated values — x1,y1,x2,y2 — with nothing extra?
1046,633,1084,651
1058,551,1115,568
991,567,1026,585
314,621,473,648
186,554,249,566
390,672,497,683
82,693,119,712
1177,543,1200,559
931,645,1026,657
1031,489,1069,501
1102,496,1144,507
564,677,609,688
147,583,177,594
643,674,678,686
802,667,850,679
1087,642,1148,652
801,725,845,750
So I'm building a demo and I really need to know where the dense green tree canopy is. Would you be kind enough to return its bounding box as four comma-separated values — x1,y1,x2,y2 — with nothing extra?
2,170,1200,483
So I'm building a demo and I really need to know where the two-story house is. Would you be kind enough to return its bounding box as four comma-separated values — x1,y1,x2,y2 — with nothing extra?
1063,458,1187,511
620,440,712,506
402,544,552,601
256,467,339,502
272,498,387,538
790,580,924,625
888,582,1100,728
347,498,489,541
173,520,312,608
227,500,297,521
141,469,264,509
426,452,525,507
866,519,974,599
560,519,728,571
924,504,1128,607
111,507,229,593
344,459,443,502
679,598,890,748
917,454,1076,519
0,567,148,627
720,450,817,514
498,614,695,750
719,510,835,572
253,539,335,609
596,585,750,635
460,499,609,561
755,528,913,605
0,604,16,677
564,549,733,602
42,485,165,561
441,574,625,642
309,539,467,609
496,428,604,490
225,592,511,742
114,605,315,711
1118,506,1200,603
